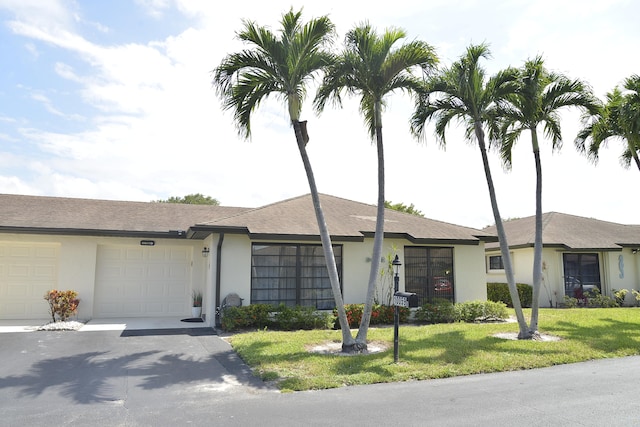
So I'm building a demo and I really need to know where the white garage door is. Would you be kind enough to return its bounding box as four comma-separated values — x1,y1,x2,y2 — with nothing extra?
0,242,59,319
94,244,192,318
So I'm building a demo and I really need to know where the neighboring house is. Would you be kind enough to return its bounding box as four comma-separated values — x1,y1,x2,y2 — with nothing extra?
0,193,495,325
484,213,640,307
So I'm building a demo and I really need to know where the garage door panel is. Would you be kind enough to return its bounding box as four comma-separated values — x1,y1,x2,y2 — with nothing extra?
0,242,59,319
94,244,192,318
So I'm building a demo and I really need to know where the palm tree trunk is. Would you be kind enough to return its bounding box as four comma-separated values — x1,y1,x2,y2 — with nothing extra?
629,139,640,172
356,104,385,346
292,120,355,349
475,123,530,338
530,129,543,334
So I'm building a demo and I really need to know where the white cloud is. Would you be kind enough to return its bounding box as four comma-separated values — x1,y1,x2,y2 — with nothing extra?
0,0,638,228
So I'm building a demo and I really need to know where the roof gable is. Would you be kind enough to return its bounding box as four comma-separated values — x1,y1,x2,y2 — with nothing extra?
198,194,495,243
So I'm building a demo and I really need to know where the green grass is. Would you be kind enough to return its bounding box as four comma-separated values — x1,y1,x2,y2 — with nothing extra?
227,308,640,392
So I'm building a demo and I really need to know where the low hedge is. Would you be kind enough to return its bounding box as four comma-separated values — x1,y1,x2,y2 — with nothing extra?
487,282,533,308
414,299,508,324
335,304,410,328
220,304,333,332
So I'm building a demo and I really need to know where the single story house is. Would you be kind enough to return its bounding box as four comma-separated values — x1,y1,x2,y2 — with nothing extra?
484,212,640,307
0,193,496,325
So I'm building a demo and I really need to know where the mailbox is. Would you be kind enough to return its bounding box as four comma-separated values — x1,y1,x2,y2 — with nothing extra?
393,291,419,308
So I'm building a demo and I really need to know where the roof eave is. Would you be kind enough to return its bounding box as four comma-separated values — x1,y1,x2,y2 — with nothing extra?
0,226,188,239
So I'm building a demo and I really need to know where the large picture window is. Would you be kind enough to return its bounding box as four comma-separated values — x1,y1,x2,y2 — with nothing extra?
251,244,342,309
563,253,601,299
404,246,454,305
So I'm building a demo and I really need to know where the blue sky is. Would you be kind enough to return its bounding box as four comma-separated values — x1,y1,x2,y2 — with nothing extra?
0,0,638,228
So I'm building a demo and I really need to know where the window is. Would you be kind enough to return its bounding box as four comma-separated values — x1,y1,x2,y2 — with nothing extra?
488,255,504,271
563,253,601,299
251,243,342,309
404,246,454,305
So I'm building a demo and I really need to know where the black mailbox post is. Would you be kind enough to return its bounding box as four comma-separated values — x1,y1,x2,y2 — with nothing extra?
391,255,417,363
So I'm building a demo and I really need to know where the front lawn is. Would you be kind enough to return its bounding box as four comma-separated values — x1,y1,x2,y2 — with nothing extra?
226,308,640,392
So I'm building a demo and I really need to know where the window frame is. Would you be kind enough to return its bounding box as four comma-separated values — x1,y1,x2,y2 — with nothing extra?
403,246,455,305
487,254,505,272
250,243,342,309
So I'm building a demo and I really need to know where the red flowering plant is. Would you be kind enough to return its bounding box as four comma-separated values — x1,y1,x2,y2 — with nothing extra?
44,289,80,323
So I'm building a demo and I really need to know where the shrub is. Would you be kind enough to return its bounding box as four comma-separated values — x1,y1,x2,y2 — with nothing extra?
44,289,80,322
613,289,629,307
563,295,579,308
456,300,508,322
334,304,409,328
585,289,618,308
632,290,640,307
221,304,273,331
487,282,533,308
220,304,332,332
414,299,456,324
273,305,332,331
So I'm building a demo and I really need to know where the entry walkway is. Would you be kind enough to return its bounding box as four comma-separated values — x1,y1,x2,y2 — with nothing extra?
0,316,212,333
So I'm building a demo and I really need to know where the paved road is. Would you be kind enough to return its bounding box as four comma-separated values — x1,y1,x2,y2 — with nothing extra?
1,328,639,426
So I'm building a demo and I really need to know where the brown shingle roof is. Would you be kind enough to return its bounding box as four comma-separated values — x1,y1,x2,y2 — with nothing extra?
0,193,248,236
484,212,640,250
198,194,495,243
0,193,494,243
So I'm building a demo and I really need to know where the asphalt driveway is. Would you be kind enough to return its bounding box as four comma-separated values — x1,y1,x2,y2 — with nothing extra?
0,328,273,426
2,327,640,426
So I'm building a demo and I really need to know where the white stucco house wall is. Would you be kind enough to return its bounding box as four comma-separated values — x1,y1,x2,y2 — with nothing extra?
484,212,640,307
0,193,495,326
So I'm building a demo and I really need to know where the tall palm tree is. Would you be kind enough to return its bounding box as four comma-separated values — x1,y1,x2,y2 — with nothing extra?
314,23,437,349
576,74,640,172
500,57,598,333
212,9,356,350
410,43,531,339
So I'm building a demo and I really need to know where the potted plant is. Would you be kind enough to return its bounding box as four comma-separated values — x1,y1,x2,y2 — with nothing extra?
191,290,203,318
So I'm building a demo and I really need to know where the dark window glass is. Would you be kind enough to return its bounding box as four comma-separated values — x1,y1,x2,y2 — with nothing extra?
488,255,504,270
251,244,341,309
404,246,454,305
563,253,601,299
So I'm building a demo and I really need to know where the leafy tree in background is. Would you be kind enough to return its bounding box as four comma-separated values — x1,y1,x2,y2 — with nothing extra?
155,193,220,205
499,56,598,334
211,9,357,351
411,43,531,339
315,23,437,350
384,201,424,217
575,74,640,172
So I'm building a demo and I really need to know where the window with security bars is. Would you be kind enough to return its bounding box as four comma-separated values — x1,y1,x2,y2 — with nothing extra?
404,246,454,305
488,255,504,271
251,244,342,309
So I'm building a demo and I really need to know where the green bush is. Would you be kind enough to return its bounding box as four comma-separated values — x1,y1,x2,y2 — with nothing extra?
563,295,579,308
221,303,273,331
585,289,618,308
44,289,80,322
456,300,508,322
414,299,456,324
220,304,333,332
487,282,533,308
273,305,332,331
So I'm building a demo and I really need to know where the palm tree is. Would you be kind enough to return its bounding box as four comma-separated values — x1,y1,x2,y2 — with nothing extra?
410,43,531,339
314,23,437,349
500,57,598,333
576,74,640,172
212,9,356,350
